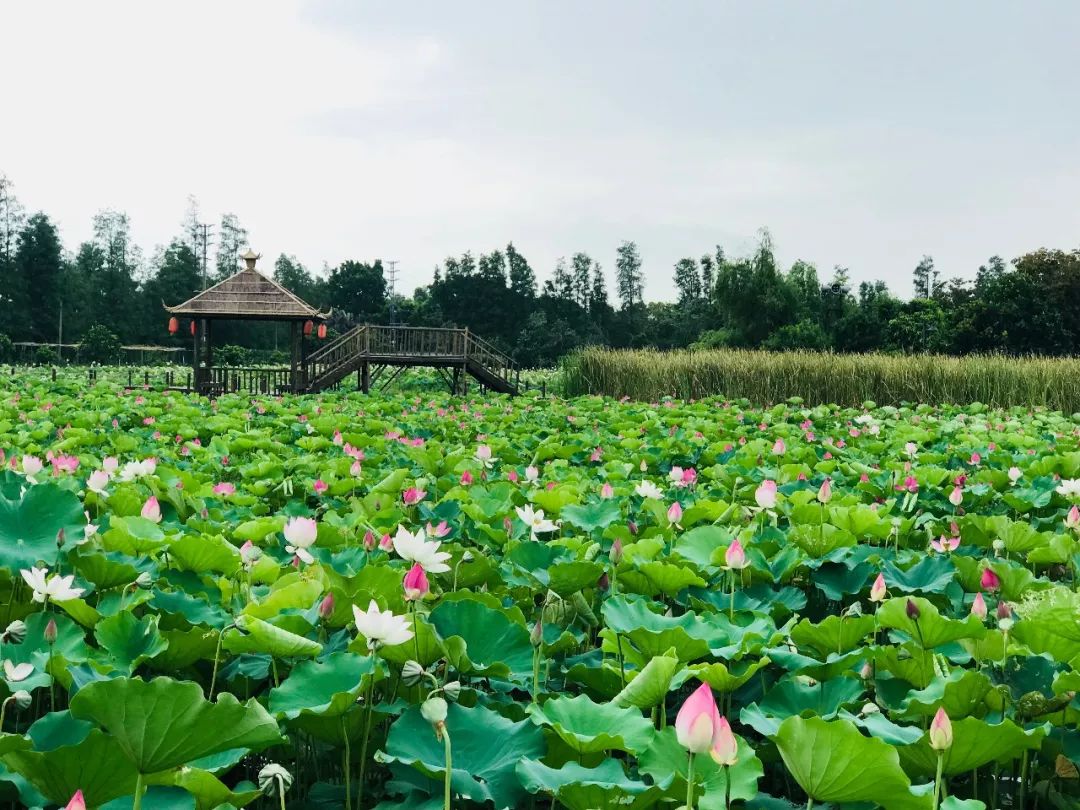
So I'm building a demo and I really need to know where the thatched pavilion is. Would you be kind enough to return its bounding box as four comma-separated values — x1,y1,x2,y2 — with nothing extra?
164,250,327,394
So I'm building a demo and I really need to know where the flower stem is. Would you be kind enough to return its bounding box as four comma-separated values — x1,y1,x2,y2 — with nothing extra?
531,646,542,702
932,751,944,810
342,716,352,810
132,773,144,810
686,752,696,810
358,664,377,807
443,729,453,810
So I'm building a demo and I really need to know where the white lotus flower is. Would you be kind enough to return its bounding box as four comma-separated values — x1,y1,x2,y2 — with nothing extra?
1056,479,1080,499
475,444,498,469
524,465,540,483
86,470,110,494
352,599,414,650
392,526,451,573
515,505,558,540
635,480,664,500
21,456,43,477
20,567,84,603
118,459,156,482
3,660,33,683
283,517,318,564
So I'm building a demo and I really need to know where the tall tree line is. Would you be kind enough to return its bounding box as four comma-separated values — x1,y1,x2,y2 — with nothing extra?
3,172,1080,367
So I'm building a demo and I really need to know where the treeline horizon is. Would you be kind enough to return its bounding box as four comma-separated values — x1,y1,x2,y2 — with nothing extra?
2,171,1079,368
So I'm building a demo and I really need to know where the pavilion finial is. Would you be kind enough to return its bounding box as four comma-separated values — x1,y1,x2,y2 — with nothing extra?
241,248,261,270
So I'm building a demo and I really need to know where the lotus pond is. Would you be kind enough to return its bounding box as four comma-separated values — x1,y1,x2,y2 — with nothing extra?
0,382,1078,810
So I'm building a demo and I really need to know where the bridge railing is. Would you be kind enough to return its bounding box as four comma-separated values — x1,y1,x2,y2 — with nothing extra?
367,325,466,358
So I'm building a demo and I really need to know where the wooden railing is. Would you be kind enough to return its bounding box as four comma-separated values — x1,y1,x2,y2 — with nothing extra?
302,324,519,393
206,366,294,395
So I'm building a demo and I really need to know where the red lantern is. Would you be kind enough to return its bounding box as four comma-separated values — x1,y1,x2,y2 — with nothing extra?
317,323,327,339
190,321,196,336
303,320,314,336
167,316,179,334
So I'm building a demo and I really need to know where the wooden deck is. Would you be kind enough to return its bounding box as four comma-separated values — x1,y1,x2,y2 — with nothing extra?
195,325,519,396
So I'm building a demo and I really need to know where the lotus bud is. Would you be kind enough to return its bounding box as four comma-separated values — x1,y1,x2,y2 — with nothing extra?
725,539,748,570
403,564,430,602
363,530,376,551
860,702,880,715
980,567,1001,592
56,528,65,549
63,790,86,810
667,501,683,524
905,599,920,620
869,573,887,603
817,478,833,504
859,660,874,680
628,521,638,536
996,601,1014,631
44,618,57,645
928,707,953,751
2,620,26,644
443,680,462,702
970,592,987,620
1066,505,1080,530
597,572,610,591
258,763,294,797
401,660,425,687
421,695,448,737
135,571,153,590
318,592,335,620
710,716,739,766
948,486,963,507
530,620,543,647
609,538,624,566
11,690,31,710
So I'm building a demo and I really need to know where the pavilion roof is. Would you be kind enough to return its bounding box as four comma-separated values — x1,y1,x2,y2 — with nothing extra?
164,254,327,321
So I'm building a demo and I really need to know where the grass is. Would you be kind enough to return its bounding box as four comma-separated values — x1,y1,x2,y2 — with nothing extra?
562,346,1080,410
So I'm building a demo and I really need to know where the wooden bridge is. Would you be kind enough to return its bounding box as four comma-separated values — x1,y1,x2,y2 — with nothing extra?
301,324,520,395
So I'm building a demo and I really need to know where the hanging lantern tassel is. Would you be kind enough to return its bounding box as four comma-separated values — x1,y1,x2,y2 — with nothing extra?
168,316,179,334
190,321,196,336
317,323,327,339
303,320,314,337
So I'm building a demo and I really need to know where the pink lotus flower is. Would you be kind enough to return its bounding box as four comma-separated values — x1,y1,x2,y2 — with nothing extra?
350,460,363,477
379,533,393,551
213,482,236,496
980,567,1001,592
525,465,539,483
402,487,426,506
772,439,786,455
930,535,960,554
601,482,614,499
1065,505,1080,530
333,430,343,446
869,573,887,602
675,682,736,765
363,530,377,551
52,455,79,474
928,707,953,751
969,453,981,465
948,486,963,507
21,456,43,477
817,478,832,504
460,470,473,486
426,520,451,538
239,541,261,569
403,563,430,601
896,475,918,493
970,592,988,620
725,539,748,570
590,447,603,462
141,496,162,523
507,469,519,483
86,470,110,494
313,479,328,495
754,480,777,510
667,501,683,524
64,790,86,810
319,592,335,620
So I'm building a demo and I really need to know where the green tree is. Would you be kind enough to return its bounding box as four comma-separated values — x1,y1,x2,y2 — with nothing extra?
215,213,247,281
506,242,536,299
673,257,702,303
615,240,643,309
327,260,387,321
912,255,937,299
571,252,593,309
273,254,318,303
79,324,121,363
0,174,27,338
15,213,65,343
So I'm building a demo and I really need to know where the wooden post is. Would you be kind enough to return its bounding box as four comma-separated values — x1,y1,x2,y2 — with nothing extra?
361,360,370,394
289,321,301,393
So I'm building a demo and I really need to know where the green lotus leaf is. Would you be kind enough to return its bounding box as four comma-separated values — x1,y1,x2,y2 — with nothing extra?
674,525,734,570
895,717,1048,777
639,726,763,808
0,481,85,571
636,560,708,596
881,556,956,594
878,597,986,649
429,596,532,679
547,560,606,596
223,615,322,658
773,716,929,810
95,612,169,673
516,758,665,810
27,711,93,751
527,693,654,754
72,551,141,590
378,702,543,809
269,652,377,719
612,650,680,709
790,614,877,657
69,676,284,774
168,534,241,576
757,676,865,720
894,669,993,720
682,657,771,693
3,729,138,807
812,562,873,600
147,765,262,809
561,500,621,532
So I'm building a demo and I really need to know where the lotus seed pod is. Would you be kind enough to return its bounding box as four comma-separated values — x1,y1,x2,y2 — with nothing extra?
443,680,462,702
421,695,448,727
461,550,475,563
401,660,425,687
258,763,293,797
3,620,26,644
135,572,153,589
12,690,31,710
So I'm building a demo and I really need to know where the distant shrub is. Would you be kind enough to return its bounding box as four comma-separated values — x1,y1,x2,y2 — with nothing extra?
80,324,121,364
34,346,58,366
216,345,253,366
0,333,12,363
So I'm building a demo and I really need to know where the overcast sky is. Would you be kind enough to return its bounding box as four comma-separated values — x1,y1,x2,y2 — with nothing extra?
2,1,1078,300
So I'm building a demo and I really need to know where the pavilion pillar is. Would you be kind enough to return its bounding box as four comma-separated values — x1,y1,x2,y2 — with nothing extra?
361,360,370,394
194,319,208,394
290,321,302,393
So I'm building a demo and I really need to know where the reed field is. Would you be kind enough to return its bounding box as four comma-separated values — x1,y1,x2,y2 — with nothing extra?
563,346,1080,410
